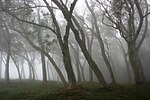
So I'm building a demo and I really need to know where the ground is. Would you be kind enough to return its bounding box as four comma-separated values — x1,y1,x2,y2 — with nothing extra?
0,80,150,100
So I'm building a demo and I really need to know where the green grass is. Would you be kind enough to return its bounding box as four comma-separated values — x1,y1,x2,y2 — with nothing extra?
0,80,150,100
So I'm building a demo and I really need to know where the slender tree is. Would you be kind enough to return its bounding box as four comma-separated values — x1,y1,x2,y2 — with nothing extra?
85,0,116,83
51,0,108,88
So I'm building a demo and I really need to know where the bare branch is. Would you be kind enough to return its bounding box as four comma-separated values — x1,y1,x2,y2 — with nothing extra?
70,0,78,16
143,11,150,18
1,9,57,35
136,0,148,51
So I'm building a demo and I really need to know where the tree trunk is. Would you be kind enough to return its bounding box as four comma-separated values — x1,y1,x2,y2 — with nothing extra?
30,53,36,80
56,23,76,87
45,53,67,86
62,41,76,87
73,31,108,88
5,45,10,84
124,55,133,83
21,62,26,79
85,0,115,84
114,36,132,83
79,60,86,81
41,50,47,84
87,30,94,82
28,65,32,79
70,44,81,82
0,53,2,79
128,43,145,85
70,14,108,88
38,33,47,83
11,56,21,82
46,61,51,80
42,0,76,88
89,67,93,82
25,53,35,80
74,48,81,82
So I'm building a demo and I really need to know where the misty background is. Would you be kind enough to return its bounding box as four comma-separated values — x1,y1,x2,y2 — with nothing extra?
0,0,150,88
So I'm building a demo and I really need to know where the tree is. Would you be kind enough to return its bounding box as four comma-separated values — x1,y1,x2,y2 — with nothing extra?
85,0,116,84
0,22,11,84
11,55,22,82
1,0,110,88
17,23,67,86
42,0,76,88
97,0,149,84
51,0,108,88
0,53,2,79
70,43,82,82
1,0,68,85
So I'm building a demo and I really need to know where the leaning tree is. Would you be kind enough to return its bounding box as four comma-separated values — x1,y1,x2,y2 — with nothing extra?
96,0,149,84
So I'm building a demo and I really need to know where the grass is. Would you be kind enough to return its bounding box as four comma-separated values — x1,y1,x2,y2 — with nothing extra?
0,80,150,100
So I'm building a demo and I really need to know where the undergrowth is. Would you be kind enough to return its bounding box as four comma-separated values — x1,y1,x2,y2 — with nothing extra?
0,80,150,100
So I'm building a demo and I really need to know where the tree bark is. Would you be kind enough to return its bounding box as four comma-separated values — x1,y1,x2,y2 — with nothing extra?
41,50,47,83
70,17,108,87
43,0,76,88
128,43,145,85
62,25,76,87
75,34,108,88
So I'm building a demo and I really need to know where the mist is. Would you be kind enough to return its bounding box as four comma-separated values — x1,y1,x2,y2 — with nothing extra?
0,0,150,99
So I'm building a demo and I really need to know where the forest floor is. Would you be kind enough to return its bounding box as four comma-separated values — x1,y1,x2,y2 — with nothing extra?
0,79,150,100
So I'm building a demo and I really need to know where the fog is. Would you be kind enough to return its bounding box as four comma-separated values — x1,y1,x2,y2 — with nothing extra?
0,0,150,88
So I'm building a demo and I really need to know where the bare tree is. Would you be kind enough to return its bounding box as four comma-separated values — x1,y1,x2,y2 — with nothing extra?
85,0,116,84
97,0,149,84
51,0,108,88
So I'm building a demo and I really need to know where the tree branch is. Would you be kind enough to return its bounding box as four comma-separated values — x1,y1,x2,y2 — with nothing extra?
1,9,57,35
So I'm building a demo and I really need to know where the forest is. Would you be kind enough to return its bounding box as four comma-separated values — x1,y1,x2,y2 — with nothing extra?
0,0,150,100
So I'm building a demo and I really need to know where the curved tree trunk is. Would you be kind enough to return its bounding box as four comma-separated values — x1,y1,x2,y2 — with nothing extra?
85,0,115,84
62,26,76,87
45,53,67,86
43,0,76,88
74,35,108,88
69,15,108,88
128,43,145,85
